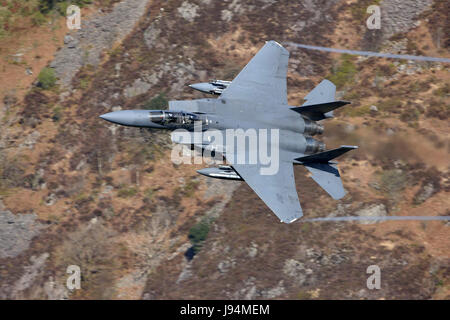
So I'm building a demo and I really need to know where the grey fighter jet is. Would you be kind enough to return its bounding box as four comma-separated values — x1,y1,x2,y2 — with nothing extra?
100,41,358,223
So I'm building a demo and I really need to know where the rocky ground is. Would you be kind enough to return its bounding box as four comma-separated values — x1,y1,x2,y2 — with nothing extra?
0,0,448,299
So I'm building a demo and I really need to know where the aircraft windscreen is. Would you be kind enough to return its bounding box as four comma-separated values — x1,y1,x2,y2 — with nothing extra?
149,111,200,126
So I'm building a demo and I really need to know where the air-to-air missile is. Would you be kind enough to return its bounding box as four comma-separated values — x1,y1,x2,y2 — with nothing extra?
188,80,231,95
196,165,243,181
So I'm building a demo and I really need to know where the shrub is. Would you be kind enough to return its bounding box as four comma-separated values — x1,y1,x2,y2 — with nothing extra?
31,11,46,26
37,67,57,89
117,186,138,198
188,218,212,254
327,54,357,89
0,7,12,38
52,105,62,122
39,0,93,14
183,179,200,197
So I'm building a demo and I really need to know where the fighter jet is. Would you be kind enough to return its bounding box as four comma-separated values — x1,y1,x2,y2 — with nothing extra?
100,41,358,223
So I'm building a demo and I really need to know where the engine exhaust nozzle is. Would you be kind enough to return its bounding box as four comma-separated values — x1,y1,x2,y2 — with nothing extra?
304,119,324,136
305,137,326,154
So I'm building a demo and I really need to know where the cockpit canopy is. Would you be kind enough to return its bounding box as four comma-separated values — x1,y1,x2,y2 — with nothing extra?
149,110,201,127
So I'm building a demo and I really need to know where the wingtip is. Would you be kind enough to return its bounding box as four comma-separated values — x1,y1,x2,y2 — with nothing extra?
270,40,283,48
289,217,301,223
280,214,303,224
266,40,286,51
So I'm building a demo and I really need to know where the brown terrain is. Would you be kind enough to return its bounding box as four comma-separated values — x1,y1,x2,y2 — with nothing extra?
0,0,448,299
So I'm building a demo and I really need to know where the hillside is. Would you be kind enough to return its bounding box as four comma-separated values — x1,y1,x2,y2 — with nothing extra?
0,0,448,299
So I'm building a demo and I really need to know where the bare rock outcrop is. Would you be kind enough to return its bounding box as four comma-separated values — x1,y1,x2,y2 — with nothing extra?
0,202,45,259
51,0,150,88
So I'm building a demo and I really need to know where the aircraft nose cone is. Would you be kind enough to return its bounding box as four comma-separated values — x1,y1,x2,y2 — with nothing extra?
99,112,119,123
99,110,151,127
99,111,133,124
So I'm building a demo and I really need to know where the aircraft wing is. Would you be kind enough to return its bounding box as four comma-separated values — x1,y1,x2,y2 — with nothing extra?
231,159,302,223
194,128,303,223
220,41,289,106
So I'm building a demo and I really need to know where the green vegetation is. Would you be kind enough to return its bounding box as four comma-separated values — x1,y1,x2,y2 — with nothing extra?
39,1,93,15
31,11,46,26
79,77,91,89
74,192,90,202
0,6,12,38
117,185,138,198
52,105,63,121
327,54,357,89
188,217,213,254
37,67,57,90
75,64,95,89
142,93,168,110
183,178,200,197
342,105,371,117
377,98,403,113
0,1,101,38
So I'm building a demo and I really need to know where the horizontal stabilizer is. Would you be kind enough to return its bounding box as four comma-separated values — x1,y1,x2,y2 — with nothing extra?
303,79,336,105
295,145,358,164
304,163,346,200
290,101,350,121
